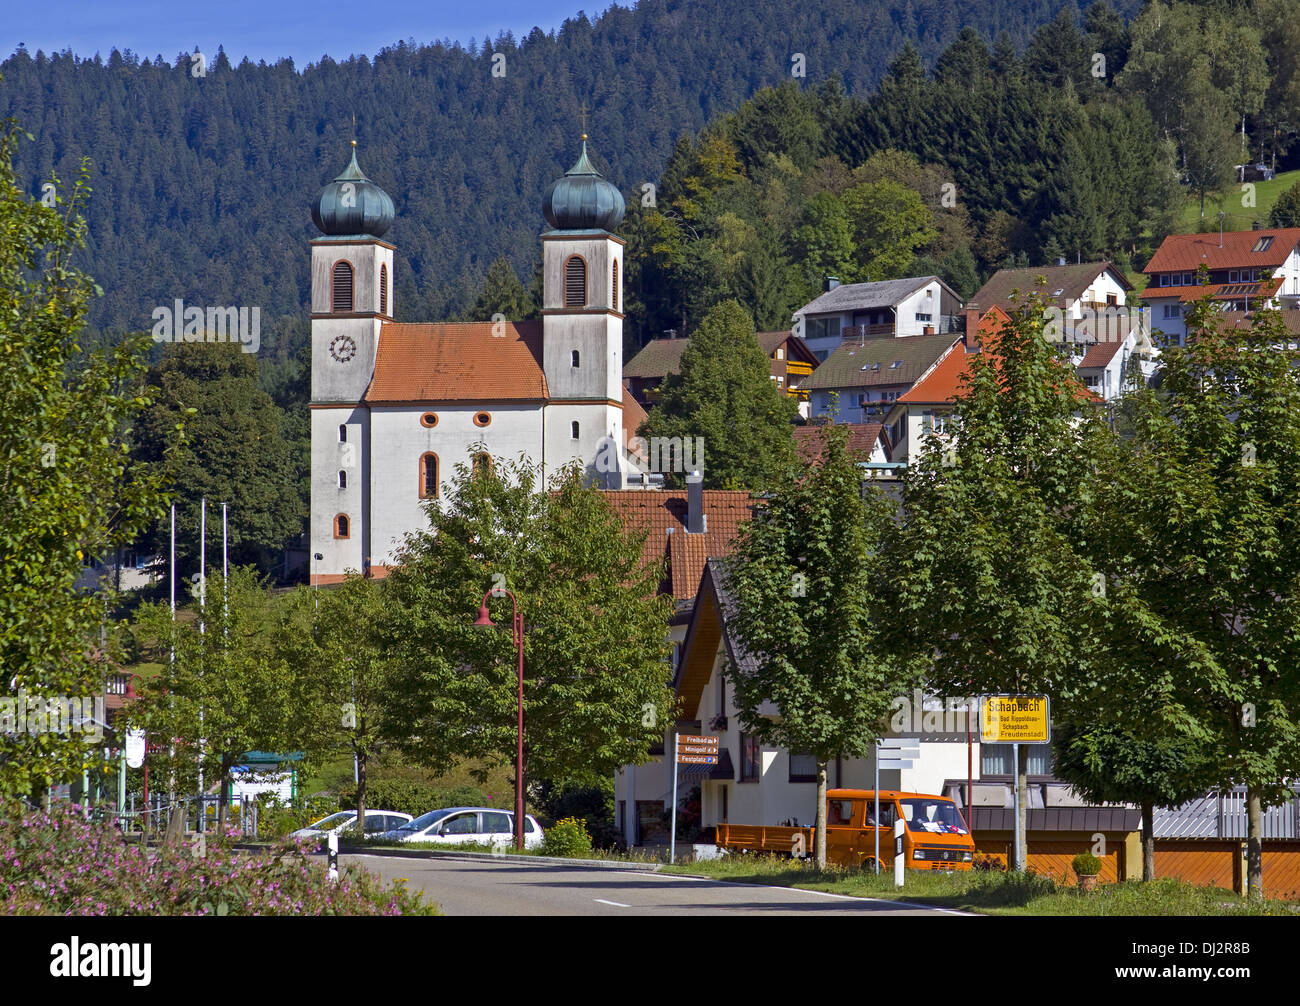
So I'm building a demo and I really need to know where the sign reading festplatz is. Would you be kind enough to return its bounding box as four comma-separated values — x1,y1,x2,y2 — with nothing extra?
980,695,1050,743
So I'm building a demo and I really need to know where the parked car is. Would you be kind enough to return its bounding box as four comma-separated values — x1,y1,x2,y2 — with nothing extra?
291,810,412,842
381,806,544,850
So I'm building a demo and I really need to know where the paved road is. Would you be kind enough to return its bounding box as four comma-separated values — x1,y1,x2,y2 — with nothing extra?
342,853,968,916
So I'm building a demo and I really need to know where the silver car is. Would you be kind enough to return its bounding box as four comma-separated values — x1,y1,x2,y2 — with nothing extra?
383,806,543,849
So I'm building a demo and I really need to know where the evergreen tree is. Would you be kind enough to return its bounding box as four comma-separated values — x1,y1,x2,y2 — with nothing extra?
640,300,798,490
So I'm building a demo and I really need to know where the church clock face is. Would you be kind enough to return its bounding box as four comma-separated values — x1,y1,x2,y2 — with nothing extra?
329,334,357,363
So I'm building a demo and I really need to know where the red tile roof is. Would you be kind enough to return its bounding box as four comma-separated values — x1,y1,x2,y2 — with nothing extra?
601,490,755,599
1143,229,1300,273
366,321,548,403
793,423,883,463
621,384,648,448
900,307,1101,404
1139,276,1285,303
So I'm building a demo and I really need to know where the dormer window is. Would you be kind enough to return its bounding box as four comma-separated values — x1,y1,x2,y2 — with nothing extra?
1252,236,1274,253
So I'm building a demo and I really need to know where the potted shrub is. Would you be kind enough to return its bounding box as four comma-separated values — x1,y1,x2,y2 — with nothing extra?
1072,852,1102,893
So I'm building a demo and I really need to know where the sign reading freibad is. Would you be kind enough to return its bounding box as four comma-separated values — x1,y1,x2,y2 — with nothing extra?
677,734,719,765
980,695,1050,743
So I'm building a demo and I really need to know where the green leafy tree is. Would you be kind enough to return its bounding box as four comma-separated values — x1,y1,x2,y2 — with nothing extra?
381,454,675,795
132,344,304,576
131,567,295,833
1269,181,1300,228
1052,723,1216,881
841,179,935,281
276,574,400,836
0,118,172,800
1095,301,1300,898
640,300,798,490
886,297,1109,869
726,424,921,869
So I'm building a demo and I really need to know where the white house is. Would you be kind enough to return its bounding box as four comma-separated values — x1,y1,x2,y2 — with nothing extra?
793,277,963,362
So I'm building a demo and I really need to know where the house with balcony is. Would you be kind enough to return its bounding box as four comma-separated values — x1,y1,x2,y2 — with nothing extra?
793,276,963,362
802,331,963,428
622,330,818,414
969,261,1133,323
1140,228,1300,346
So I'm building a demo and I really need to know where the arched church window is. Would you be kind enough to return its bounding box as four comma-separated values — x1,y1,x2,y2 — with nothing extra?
339,424,347,442
571,421,580,440
380,263,389,316
564,255,587,308
472,453,493,479
334,514,350,538
571,350,580,368
420,453,439,499
338,470,347,489
332,261,354,312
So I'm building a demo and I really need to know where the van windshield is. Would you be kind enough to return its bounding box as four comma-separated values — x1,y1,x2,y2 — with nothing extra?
899,799,969,835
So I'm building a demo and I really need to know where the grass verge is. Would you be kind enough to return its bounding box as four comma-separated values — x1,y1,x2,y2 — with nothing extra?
660,856,1300,916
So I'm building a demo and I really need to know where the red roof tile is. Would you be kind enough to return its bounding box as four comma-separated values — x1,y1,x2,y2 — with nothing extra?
621,384,648,449
793,423,883,463
601,490,755,599
366,321,548,402
1143,229,1300,273
1139,276,1285,303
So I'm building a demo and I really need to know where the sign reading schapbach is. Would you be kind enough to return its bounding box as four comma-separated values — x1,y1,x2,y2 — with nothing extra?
980,695,1050,743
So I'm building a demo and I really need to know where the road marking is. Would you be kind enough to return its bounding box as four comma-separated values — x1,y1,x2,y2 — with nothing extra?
622,871,970,915
594,898,631,907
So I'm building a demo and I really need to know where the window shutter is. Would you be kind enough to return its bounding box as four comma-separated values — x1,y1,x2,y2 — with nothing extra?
564,257,586,307
612,259,618,312
380,263,389,315
332,261,353,312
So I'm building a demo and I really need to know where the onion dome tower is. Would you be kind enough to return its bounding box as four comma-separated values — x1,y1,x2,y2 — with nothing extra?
312,140,396,239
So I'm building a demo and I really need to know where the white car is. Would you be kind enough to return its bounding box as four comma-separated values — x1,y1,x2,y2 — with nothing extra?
383,806,544,850
291,810,413,842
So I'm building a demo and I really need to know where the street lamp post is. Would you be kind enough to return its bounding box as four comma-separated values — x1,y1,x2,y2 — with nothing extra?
473,588,526,852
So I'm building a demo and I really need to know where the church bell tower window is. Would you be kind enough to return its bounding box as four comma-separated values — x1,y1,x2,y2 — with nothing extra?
332,261,354,312
564,256,587,308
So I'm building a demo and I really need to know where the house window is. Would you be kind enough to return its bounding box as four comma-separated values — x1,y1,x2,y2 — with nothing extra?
334,514,350,539
789,752,817,783
332,261,353,312
338,470,347,489
1159,274,1170,287
1252,236,1274,253
1163,305,1182,319
571,421,580,440
419,453,439,499
1106,293,1117,306
380,263,389,315
611,259,619,312
564,255,587,307
571,349,580,367
338,424,347,442
775,347,785,360
1229,270,1239,283
981,743,1053,777
740,733,761,781
915,313,932,323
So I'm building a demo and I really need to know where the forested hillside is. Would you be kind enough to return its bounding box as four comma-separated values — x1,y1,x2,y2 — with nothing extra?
1,0,1143,353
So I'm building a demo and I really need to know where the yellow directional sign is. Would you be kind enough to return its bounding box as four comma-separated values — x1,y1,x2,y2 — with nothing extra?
980,695,1050,743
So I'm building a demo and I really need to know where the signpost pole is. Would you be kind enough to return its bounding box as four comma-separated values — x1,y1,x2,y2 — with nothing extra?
893,817,904,888
1013,740,1020,872
874,741,880,875
669,732,679,866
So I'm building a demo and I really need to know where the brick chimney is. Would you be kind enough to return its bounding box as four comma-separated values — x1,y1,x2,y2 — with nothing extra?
686,471,706,534
964,305,983,352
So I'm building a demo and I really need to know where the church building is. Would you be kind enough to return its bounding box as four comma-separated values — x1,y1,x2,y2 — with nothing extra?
309,137,643,584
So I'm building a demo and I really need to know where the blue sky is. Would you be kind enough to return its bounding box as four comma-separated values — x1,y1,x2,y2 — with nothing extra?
2,1,608,66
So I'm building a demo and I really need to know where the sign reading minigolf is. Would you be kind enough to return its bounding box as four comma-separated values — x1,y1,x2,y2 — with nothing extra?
980,695,1050,743
677,733,719,765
